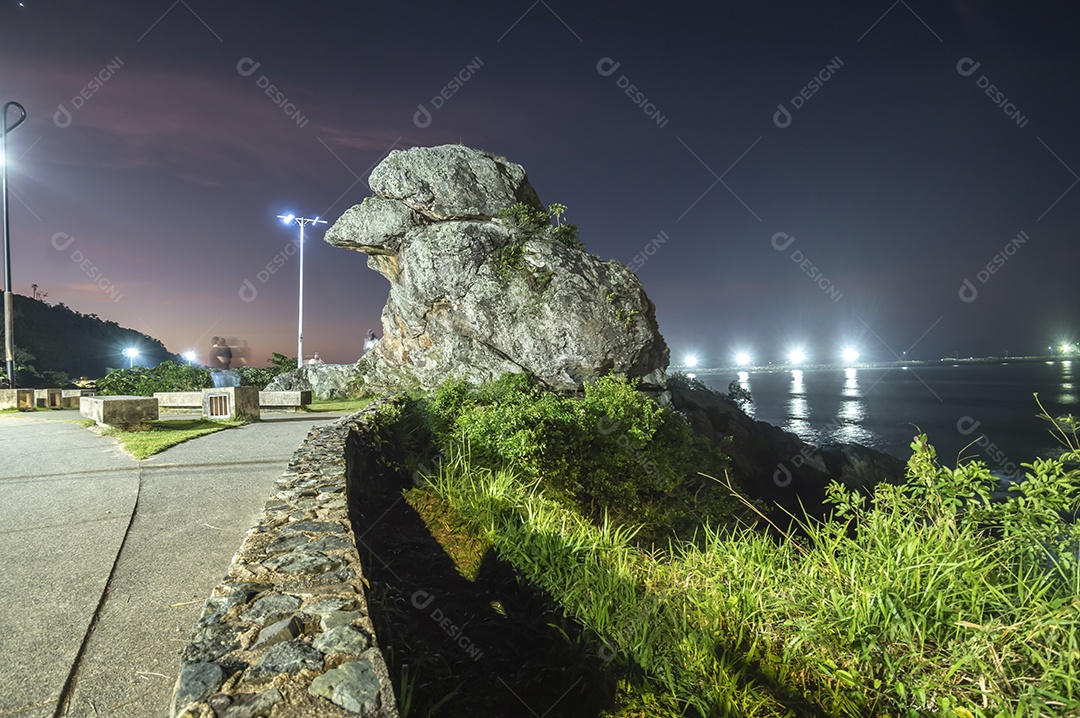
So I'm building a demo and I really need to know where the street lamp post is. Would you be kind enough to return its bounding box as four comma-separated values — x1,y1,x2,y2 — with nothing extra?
2,101,27,388
277,214,327,370
123,347,139,368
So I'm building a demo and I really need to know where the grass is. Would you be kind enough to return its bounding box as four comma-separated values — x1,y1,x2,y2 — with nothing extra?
304,397,373,413
413,442,1080,717
99,418,244,459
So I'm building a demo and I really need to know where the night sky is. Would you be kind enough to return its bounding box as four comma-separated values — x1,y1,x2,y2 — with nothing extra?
1,1,1078,368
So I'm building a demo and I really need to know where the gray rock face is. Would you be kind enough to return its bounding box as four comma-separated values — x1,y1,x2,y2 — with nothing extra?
314,625,371,655
326,144,669,393
308,660,381,714
248,640,323,681
173,662,225,711
240,594,301,626
264,363,356,400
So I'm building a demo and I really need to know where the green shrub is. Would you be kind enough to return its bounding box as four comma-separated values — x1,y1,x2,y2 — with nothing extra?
422,373,739,541
97,361,212,395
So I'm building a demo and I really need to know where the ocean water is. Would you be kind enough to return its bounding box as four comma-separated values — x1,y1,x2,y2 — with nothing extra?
697,360,1078,475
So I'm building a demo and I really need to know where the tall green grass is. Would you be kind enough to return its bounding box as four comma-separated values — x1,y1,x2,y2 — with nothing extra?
423,431,1080,717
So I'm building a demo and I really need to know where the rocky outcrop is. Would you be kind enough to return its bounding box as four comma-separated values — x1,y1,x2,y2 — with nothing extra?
326,144,669,394
670,384,906,520
265,364,356,400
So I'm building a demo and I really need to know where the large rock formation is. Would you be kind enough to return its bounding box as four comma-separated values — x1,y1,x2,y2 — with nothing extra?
325,145,668,394
265,363,356,400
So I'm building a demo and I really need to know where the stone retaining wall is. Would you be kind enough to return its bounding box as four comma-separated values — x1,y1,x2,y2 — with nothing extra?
171,399,399,717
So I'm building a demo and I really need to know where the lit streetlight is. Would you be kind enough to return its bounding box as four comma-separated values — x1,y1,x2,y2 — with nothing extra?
123,347,139,368
788,348,806,365
278,213,327,370
735,351,751,366
181,350,197,365
841,347,859,364
2,100,27,388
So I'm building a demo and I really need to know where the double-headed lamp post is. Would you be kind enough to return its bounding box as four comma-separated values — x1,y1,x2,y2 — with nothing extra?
278,214,326,370
2,101,27,388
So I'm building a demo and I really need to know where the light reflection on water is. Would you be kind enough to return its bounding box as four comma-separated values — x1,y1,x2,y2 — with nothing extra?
1062,361,1076,405
736,371,753,417
701,361,1077,462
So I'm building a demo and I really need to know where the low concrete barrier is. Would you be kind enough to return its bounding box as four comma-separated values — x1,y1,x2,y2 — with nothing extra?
203,386,260,421
61,388,96,409
34,388,62,409
154,390,311,413
259,390,312,412
171,398,399,717
80,395,159,427
0,388,34,411
154,392,204,411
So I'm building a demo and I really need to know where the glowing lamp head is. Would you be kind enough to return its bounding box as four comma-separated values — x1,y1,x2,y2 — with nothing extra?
280,213,295,224
788,348,806,365
842,347,859,363
123,348,139,360
181,350,196,362
684,354,698,368
735,352,751,366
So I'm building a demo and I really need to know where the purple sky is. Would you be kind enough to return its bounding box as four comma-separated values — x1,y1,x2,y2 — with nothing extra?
1,1,1078,368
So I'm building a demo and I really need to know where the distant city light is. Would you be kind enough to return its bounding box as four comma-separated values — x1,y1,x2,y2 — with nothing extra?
788,348,806,364
684,354,698,368
735,351,751,366
1064,343,1075,354
842,347,859,363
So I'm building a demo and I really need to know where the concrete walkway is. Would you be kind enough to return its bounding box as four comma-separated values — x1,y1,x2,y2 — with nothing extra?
0,409,344,717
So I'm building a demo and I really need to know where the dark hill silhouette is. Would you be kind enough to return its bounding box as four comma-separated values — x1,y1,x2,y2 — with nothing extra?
1,294,177,386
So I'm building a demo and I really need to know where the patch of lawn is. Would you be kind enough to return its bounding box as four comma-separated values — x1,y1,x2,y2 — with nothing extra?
304,397,373,413
101,418,244,459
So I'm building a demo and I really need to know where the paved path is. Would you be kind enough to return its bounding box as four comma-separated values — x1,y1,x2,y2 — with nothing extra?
0,410,343,717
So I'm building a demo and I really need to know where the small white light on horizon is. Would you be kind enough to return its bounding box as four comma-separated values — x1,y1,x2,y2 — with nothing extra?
842,347,859,363
788,348,806,364
735,352,751,366
684,354,698,368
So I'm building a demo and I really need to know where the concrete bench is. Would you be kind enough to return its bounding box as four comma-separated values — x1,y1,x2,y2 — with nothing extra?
153,391,204,412
0,389,34,411
258,390,312,412
153,390,309,414
80,395,159,427
61,389,96,409
35,388,63,409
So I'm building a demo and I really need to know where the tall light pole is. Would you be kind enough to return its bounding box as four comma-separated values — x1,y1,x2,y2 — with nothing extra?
277,214,326,370
2,101,27,388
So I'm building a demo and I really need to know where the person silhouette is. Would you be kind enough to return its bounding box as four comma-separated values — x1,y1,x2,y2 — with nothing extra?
211,337,233,370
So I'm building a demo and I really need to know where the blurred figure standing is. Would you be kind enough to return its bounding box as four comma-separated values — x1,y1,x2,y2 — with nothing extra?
211,337,233,370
